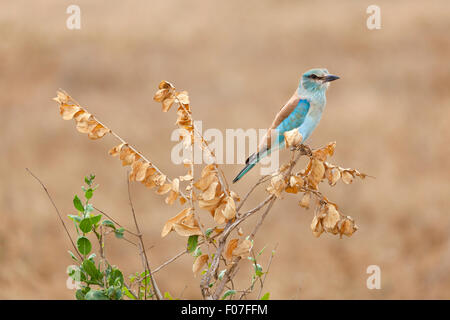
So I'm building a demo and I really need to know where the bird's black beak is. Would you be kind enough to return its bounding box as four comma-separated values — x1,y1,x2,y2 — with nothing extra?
323,74,340,82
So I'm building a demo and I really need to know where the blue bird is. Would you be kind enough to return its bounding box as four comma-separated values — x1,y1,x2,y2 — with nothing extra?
233,68,339,183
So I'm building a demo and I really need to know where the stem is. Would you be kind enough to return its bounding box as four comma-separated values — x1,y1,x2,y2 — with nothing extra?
26,168,82,260
126,175,163,300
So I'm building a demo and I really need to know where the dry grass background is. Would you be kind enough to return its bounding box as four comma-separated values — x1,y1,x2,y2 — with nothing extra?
0,0,449,299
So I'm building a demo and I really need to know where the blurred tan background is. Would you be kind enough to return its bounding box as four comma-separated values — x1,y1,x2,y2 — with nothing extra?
1,0,449,299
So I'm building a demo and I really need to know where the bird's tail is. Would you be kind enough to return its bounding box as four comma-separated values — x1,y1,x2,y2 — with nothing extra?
232,150,267,183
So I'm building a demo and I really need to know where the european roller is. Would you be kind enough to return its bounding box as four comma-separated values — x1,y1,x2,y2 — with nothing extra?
233,68,339,183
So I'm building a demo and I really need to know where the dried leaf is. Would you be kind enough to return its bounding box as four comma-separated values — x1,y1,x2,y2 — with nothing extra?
129,160,148,182
165,190,179,205
120,147,139,166
308,159,325,190
322,204,341,232
299,192,311,209
198,196,222,211
136,162,150,182
266,174,286,197
173,223,202,236
214,205,227,224
313,141,336,161
327,167,341,186
162,97,175,112
109,143,125,157
230,191,240,202
192,254,209,275
74,111,97,134
290,175,304,188
340,217,358,237
87,123,110,140
176,91,190,105
153,88,170,102
341,170,354,184
222,196,236,220
60,104,81,120
201,181,219,201
284,128,303,148
153,174,167,186
180,173,193,181
156,183,172,195
54,91,69,104
161,208,192,237
225,239,239,260
233,239,253,259
158,80,174,90
194,173,217,192
310,215,323,237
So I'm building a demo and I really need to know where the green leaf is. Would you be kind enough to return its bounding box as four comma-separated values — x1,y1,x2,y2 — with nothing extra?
107,269,124,287
85,290,109,300
187,235,198,253
77,236,92,255
90,214,102,227
254,263,263,277
68,250,78,262
205,228,213,238
114,227,125,239
88,253,96,261
73,195,84,212
79,218,93,233
221,290,236,300
85,188,93,199
85,203,94,214
193,246,202,258
102,220,116,229
82,259,102,281
164,292,174,300
68,266,86,282
68,215,82,223
122,286,136,300
257,245,267,257
218,269,226,280
261,292,270,300
75,289,85,300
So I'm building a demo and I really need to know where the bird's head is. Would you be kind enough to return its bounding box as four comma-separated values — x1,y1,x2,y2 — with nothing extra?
300,68,340,93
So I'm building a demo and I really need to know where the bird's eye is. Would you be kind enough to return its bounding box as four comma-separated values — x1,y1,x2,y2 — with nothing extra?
310,74,318,79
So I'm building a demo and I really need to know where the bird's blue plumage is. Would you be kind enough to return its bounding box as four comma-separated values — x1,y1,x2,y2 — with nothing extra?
277,99,310,135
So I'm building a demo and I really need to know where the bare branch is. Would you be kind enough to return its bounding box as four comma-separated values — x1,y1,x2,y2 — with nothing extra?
126,175,163,300
26,168,82,260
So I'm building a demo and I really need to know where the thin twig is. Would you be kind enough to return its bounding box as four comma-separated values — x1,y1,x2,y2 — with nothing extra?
257,243,278,299
93,206,140,237
152,249,188,274
126,175,163,300
26,168,82,260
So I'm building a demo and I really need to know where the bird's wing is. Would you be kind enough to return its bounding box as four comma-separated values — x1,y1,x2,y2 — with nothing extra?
258,92,310,152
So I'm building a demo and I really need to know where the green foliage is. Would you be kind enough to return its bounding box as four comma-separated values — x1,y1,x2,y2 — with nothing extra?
221,290,236,300
77,236,92,255
187,235,198,253
114,227,125,239
164,291,174,300
65,174,129,300
73,195,84,213
260,292,270,300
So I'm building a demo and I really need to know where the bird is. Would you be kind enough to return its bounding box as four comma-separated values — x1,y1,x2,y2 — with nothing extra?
232,68,339,183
